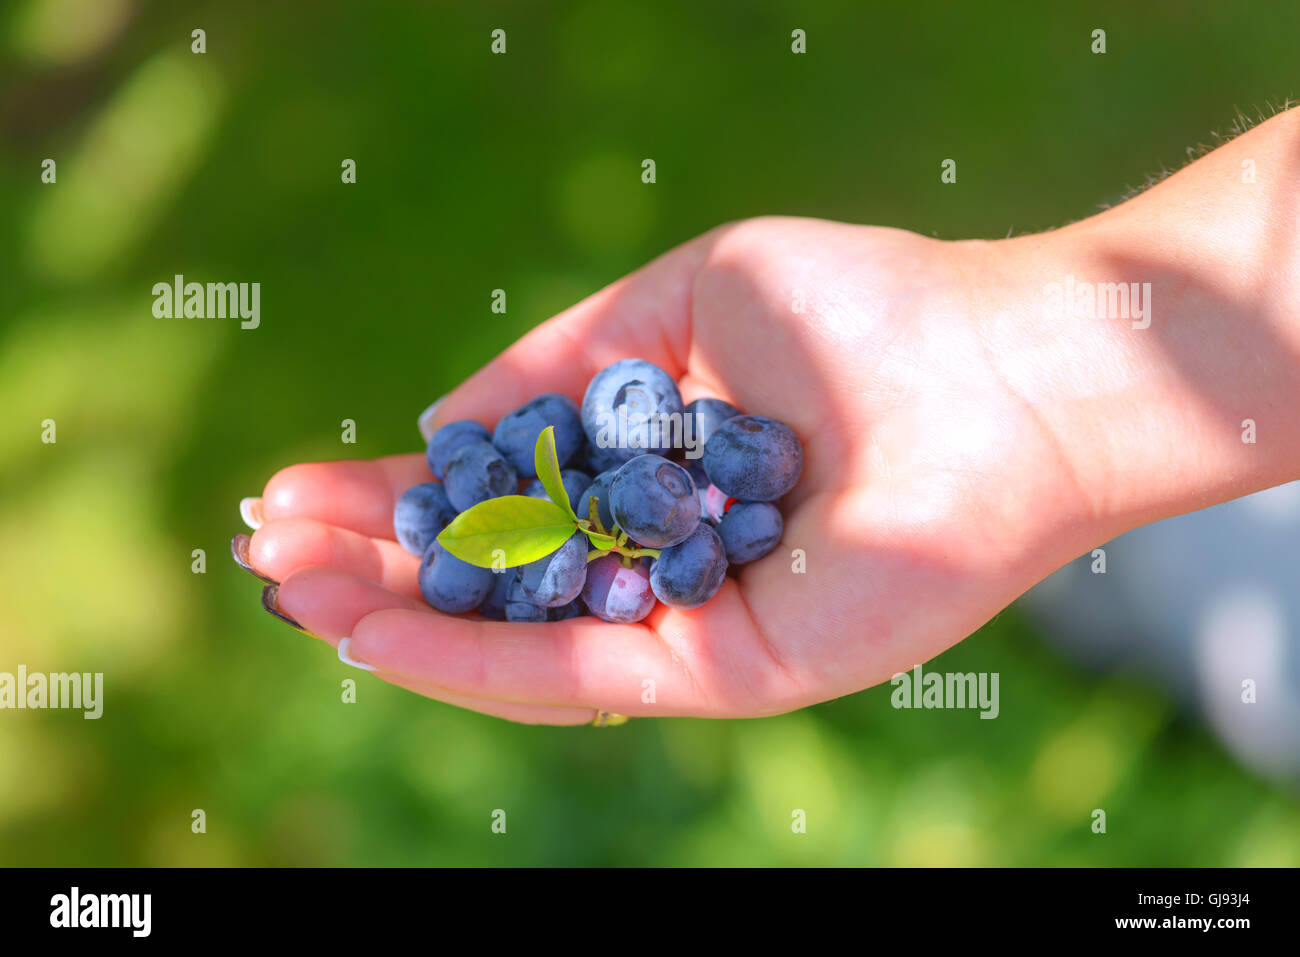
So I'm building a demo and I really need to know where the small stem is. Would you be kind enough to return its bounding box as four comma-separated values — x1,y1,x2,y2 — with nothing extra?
582,535,660,564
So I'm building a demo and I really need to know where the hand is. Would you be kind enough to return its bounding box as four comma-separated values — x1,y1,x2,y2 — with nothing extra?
237,110,1300,724
237,217,1085,724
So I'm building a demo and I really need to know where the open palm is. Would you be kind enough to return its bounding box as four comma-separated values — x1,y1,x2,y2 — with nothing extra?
243,217,1091,724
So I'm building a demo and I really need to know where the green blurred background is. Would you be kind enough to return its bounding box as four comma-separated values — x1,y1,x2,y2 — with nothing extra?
2,0,1298,866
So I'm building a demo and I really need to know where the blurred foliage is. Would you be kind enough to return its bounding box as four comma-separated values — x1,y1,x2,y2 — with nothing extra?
1,0,1298,866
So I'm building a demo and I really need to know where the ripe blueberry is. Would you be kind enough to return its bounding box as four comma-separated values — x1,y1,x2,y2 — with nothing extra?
683,397,742,451
716,502,783,564
442,440,517,512
492,393,584,477
649,522,728,608
505,575,549,622
476,569,518,621
702,415,803,502
427,420,491,479
549,599,586,621
576,468,618,531
418,542,495,614
580,358,683,463
393,482,457,556
522,469,592,514
519,532,588,607
609,454,701,548
581,439,631,474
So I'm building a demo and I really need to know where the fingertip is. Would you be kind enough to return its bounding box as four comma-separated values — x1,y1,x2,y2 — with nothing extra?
246,522,287,572
260,462,311,520
239,496,265,529
417,395,445,442
256,457,430,538
337,637,379,671
276,565,427,643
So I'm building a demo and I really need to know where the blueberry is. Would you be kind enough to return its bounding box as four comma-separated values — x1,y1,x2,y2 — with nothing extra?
522,469,592,514
702,415,803,502
581,358,683,462
683,458,709,486
581,554,657,623
505,575,549,622
427,420,491,479
393,482,457,556
581,439,631,474
492,393,584,477
575,468,618,531
476,569,518,620
683,397,741,458
442,441,518,512
609,454,701,548
519,532,588,607
418,542,495,614
650,523,728,609
716,502,784,564
550,599,586,621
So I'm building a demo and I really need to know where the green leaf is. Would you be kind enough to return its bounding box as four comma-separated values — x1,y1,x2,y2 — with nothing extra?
533,425,576,521
437,495,576,568
582,528,618,551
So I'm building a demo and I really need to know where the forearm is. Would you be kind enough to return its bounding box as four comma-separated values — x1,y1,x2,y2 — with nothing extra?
976,106,1300,542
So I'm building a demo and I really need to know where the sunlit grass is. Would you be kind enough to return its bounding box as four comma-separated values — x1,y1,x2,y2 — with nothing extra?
887,761,993,866
8,0,134,66
0,299,218,471
734,713,879,864
0,451,191,670
0,718,92,822
27,49,223,280
1232,802,1300,867
1029,685,1168,822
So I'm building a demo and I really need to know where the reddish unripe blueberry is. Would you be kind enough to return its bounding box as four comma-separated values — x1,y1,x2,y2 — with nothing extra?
581,554,656,623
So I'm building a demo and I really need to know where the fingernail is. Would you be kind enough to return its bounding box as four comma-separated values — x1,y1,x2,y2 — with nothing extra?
417,396,445,442
337,637,378,672
239,496,265,529
231,534,277,585
260,584,313,636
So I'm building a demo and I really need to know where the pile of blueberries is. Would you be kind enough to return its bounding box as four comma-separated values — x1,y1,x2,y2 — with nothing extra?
394,358,803,624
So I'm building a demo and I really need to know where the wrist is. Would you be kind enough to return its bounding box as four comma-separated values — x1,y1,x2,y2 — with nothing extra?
964,111,1300,546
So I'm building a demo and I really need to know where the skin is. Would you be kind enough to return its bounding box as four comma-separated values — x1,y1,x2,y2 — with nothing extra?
244,108,1300,725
